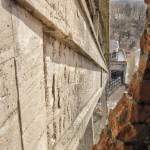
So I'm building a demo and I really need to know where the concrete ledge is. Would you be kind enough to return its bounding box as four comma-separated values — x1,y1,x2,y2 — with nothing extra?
78,0,107,65
53,81,107,150
14,0,108,72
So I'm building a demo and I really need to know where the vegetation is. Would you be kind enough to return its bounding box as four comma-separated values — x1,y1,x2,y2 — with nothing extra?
110,0,146,51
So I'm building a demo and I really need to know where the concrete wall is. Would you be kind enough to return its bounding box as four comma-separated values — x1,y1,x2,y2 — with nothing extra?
77,118,94,150
0,0,108,150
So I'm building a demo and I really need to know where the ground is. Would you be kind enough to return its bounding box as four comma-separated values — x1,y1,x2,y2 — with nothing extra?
107,85,126,112
93,85,125,143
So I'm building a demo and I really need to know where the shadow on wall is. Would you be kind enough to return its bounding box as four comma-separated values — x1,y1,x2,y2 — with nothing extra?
2,0,101,72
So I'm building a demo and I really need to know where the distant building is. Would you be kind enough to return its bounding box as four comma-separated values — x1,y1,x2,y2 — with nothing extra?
110,40,119,52
109,48,127,84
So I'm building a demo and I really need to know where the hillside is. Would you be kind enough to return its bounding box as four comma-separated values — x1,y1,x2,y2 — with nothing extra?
110,0,146,50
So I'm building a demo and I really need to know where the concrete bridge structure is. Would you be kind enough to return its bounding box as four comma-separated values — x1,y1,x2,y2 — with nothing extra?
0,0,108,150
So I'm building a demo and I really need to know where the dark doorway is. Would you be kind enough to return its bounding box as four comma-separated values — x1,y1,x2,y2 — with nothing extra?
111,70,124,83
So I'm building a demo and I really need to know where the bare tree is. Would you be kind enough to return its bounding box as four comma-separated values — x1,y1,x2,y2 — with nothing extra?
110,1,146,50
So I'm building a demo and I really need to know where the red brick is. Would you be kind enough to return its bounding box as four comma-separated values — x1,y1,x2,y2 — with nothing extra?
139,80,150,102
108,94,134,138
128,73,141,100
93,138,133,150
130,103,150,123
93,128,112,150
117,125,136,142
145,0,150,4
138,54,149,76
129,79,150,103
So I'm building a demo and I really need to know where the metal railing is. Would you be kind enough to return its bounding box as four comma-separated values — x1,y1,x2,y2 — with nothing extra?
106,77,122,97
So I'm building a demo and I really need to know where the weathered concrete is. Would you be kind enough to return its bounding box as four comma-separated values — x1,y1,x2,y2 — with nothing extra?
77,118,94,150
0,1,22,149
12,4,48,150
93,89,108,144
0,0,108,150
0,0,14,64
44,34,103,149
15,0,108,71
0,59,22,150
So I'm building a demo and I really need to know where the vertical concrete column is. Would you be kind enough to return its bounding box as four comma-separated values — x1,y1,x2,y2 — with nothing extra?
11,3,48,150
77,117,94,150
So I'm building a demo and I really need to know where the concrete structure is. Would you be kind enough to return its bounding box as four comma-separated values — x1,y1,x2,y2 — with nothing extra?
109,50,127,83
109,40,127,84
0,0,108,150
77,118,94,150
110,40,119,53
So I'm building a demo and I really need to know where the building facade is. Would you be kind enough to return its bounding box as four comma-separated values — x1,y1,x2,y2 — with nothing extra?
0,0,108,150
110,50,127,84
